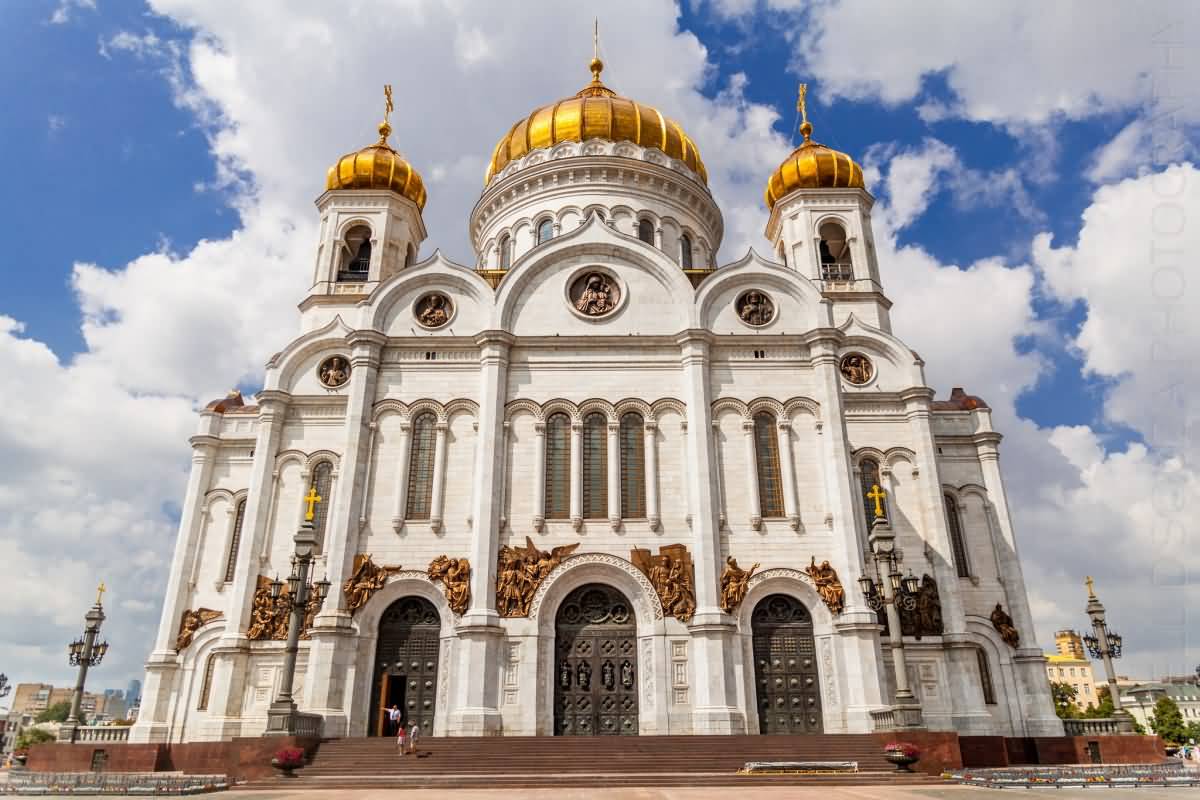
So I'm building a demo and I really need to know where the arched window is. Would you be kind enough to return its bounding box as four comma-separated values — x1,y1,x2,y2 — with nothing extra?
339,225,372,281
587,208,606,222
944,493,971,577
309,461,334,552
544,413,571,519
680,233,694,268
637,218,655,245
859,458,887,524
976,648,996,705
537,218,554,245
498,234,512,270
619,413,646,518
818,220,852,281
197,654,216,711
222,498,246,584
753,412,784,518
582,412,607,520
406,413,437,520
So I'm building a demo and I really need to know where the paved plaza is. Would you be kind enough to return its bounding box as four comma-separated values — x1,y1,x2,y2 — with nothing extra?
219,787,1198,800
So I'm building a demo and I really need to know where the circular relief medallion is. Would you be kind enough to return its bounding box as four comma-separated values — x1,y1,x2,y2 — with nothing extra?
318,355,351,388
568,269,621,318
415,292,454,329
735,290,775,327
839,353,874,385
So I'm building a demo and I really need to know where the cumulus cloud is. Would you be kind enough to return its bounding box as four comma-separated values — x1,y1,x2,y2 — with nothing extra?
49,0,96,25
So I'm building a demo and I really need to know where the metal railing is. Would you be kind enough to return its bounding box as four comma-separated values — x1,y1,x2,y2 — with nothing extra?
820,263,854,282
73,725,131,743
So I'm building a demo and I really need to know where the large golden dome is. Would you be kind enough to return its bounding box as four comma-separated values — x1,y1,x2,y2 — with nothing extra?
326,120,427,211
764,120,864,209
485,58,707,186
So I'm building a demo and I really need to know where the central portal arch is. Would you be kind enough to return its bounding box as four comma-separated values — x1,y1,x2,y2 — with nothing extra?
370,596,440,737
751,593,823,734
554,583,639,735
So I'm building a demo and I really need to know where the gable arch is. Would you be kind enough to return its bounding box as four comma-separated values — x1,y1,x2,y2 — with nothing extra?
371,398,409,423
540,398,580,424
578,398,616,422
504,398,543,423
614,398,654,420
405,399,446,424
367,253,492,334
443,398,480,421
263,316,354,393
747,397,786,418
695,250,825,331
711,397,749,420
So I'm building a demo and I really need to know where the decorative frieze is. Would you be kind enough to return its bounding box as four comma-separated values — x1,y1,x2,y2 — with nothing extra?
496,537,580,618
718,557,758,613
805,557,845,615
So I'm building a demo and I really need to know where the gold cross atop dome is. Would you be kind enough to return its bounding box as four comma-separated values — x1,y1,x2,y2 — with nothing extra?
866,484,887,519
304,485,323,522
1085,575,1096,599
378,84,394,144
590,18,603,82
95,581,106,605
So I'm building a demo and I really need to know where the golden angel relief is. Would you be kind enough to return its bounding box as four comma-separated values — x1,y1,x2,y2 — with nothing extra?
632,544,696,622
718,557,759,613
343,554,403,615
991,602,1020,648
496,537,580,618
175,607,222,651
805,556,846,616
428,555,471,616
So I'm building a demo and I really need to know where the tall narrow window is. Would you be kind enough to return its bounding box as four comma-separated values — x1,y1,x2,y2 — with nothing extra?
945,494,971,578
544,413,571,519
680,233,694,268
637,218,654,244
222,498,247,583
197,654,216,711
620,413,646,518
582,412,607,520
754,412,784,517
537,218,554,245
406,413,437,520
859,458,887,524
499,234,512,269
976,648,996,705
309,461,334,552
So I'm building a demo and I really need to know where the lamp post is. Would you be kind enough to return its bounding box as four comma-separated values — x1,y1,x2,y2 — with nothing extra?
59,583,110,742
265,486,332,736
857,485,924,729
1080,576,1134,733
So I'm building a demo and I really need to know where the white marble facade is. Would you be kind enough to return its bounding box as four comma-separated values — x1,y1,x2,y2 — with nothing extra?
131,73,1062,744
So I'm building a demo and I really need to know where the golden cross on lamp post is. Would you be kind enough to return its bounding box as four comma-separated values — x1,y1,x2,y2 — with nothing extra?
1085,575,1096,599
866,484,887,519
303,485,322,522
95,582,106,606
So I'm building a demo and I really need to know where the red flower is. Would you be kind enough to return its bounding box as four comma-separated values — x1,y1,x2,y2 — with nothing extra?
272,747,306,768
884,741,921,758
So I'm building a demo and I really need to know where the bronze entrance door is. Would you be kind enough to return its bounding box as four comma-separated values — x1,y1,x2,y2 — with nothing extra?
371,596,440,737
554,584,639,735
751,593,823,734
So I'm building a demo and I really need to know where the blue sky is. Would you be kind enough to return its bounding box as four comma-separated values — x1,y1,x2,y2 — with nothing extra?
0,0,1195,691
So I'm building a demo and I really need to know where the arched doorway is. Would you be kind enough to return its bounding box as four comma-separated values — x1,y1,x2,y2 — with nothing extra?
554,584,639,736
751,593,823,734
370,596,440,737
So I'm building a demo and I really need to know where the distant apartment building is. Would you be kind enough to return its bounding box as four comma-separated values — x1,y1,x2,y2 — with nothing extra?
1121,683,1200,732
1045,630,1099,710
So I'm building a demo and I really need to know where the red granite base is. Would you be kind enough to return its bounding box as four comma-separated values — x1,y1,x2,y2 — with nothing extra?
960,734,1167,768
26,736,320,781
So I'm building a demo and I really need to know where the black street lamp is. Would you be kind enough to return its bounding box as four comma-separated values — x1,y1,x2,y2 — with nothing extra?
1082,576,1133,732
59,583,110,742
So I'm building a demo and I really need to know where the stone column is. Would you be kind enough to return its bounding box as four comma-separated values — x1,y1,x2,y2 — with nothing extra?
389,420,413,532
677,331,745,734
742,419,762,530
129,413,220,743
607,421,621,529
429,421,449,533
531,422,546,531
452,330,513,735
644,420,660,531
777,419,800,531
307,331,385,736
569,421,583,530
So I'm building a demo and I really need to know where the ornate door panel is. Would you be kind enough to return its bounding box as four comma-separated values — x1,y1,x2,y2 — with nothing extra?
371,596,440,736
751,594,823,734
554,584,639,736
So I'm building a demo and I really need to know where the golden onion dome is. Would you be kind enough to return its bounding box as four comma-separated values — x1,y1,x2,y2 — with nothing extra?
764,120,864,210
485,57,707,186
326,119,427,211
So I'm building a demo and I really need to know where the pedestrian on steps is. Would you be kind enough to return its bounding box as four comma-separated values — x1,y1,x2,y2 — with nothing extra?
408,721,420,754
387,704,401,736
395,720,406,757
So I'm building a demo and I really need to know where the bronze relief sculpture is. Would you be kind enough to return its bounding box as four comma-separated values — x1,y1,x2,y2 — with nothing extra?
805,556,846,615
631,544,696,622
570,271,619,316
496,537,580,617
839,353,873,385
318,355,351,388
736,290,775,327
175,607,222,651
718,556,759,613
428,555,471,615
343,553,403,615
415,292,453,328
877,573,944,639
991,602,1020,648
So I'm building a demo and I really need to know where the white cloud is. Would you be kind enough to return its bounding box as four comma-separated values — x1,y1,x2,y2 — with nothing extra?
47,114,67,135
49,0,96,25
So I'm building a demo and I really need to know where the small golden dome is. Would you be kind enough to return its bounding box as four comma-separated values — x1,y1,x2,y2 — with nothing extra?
764,120,864,209
326,120,427,211
485,59,707,186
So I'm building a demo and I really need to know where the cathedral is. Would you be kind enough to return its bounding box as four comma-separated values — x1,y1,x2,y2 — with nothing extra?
131,56,1061,743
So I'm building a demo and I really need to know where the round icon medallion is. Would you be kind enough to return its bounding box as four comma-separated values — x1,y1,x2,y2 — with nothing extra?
318,355,351,388
415,292,454,329
735,290,775,327
567,269,621,318
839,353,874,385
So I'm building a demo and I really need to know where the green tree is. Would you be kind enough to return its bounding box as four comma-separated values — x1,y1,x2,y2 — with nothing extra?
1051,681,1079,719
1149,696,1187,744
14,728,55,751
35,701,72,723
1082,686,1116,719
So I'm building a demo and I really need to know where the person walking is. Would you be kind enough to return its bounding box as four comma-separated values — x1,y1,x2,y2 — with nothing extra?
395,720,406,757
408,721,420,754
387,704,401,737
